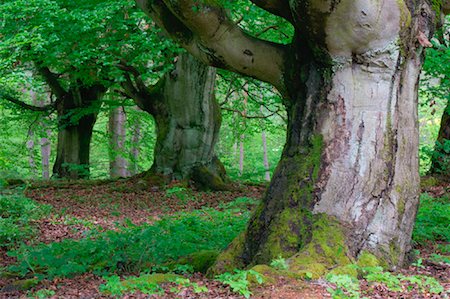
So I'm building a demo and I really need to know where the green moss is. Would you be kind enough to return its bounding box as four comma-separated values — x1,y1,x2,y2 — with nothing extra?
420,177,439,188
248,265,277,285
207,232,246,277
431,0,443,15
396,0,411,29
356,251,380,268
328,264,358,278
10,278,39,291
122,273,180,288
288,214,351,279
167,250,219,274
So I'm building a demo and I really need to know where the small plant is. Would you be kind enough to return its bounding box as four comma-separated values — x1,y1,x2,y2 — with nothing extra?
326,274,362,299
99,275,130,296
216,269,263,299
7,205,251,279
0,193,51,248
170,277,208,294
413,193,450,244
99,274,167,297
29,288,56,299
270,255,288,270
429,253,450,264
165,186,193,202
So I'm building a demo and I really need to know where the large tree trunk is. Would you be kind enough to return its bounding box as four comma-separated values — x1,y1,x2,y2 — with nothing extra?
52,85,105,179
127,53,229,190
211,0,436,274
429,99,450,176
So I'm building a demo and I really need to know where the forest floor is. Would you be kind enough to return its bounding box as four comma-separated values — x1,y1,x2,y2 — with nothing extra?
0,178,449,299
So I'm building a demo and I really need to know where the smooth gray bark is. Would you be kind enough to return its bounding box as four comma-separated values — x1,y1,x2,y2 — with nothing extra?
109,106,130,178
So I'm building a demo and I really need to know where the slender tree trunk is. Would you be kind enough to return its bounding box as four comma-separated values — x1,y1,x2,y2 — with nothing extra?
211,0,435,274
238,138,244,177
238,84,248,177
261,107,270,181
109,106,129,178
25,90,38,176
128,53,229,190
40,128,51,179
130,111,141,176
429,99,450,176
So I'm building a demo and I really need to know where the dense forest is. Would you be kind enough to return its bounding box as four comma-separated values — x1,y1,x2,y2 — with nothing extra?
0,0,449,298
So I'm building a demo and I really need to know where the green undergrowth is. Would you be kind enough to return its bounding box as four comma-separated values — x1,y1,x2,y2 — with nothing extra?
326,265,444,299
0,192,51,248
6,197,257,279
413,193,450,244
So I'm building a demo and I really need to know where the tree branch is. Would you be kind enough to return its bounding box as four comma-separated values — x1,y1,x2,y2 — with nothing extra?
248,0,293,23
0,91,55,112
35,66,67,99
136,0,288,94
221,106,282,119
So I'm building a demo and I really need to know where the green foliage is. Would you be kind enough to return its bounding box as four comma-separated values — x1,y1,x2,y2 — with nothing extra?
412,193,450,244
326,265,444,299
169,277,208,294
99,274,170,297
29,288,56,299
362,266,444,294
429,253,450,264
165,186,193,202
215,269,263,299
326,274,362,299
0,193,51,248
7,202,251,279
269,256,288,271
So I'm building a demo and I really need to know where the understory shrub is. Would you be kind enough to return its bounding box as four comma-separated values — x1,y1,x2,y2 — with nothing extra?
413,193,450,244
7,202,254,279
0,193,51,248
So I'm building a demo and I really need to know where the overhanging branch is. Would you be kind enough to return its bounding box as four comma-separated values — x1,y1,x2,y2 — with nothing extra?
136,0,289,94
0,91,55,112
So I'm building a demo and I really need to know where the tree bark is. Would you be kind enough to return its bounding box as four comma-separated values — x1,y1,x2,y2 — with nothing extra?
130,110,142,176
109,106,130,178
52,84,106,179
261,106,270,181
40,128,51,179
138,0,440,272
123,53,229,190
429,99,450,176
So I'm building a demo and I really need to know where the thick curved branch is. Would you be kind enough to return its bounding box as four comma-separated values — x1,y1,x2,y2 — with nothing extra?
36,66,67,99
249,0,293,23
136,0,288,94
0,91,55,112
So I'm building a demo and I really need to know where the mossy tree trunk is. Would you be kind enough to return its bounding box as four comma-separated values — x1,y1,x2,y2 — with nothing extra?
122,53,229,190
52,84,106,179
429,99,450,176
138,0,442,272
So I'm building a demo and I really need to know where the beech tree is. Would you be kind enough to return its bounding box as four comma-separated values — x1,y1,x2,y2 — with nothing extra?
120,53,229,190
137,0,450,273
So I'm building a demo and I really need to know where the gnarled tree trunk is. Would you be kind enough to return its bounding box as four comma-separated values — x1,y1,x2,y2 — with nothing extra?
209,1,435,274
123,53,228,190
52,84,105,179
137,0,441,273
